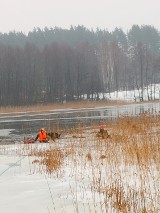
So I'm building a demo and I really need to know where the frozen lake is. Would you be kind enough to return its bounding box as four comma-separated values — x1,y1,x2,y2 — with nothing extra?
0,102,159,144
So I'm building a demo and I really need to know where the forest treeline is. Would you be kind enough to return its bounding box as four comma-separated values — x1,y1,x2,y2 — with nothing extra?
0,25,159,106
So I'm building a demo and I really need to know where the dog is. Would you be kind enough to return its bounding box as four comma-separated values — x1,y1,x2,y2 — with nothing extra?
47,132,61,142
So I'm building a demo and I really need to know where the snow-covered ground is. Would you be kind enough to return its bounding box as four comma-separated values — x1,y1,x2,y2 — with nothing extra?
0,140,106,213
99,84,160,101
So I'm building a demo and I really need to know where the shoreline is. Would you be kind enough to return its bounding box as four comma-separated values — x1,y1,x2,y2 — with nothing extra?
0,99,159,115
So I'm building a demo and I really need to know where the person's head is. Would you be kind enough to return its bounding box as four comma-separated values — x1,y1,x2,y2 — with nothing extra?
100,124,105,129
40,128,45,132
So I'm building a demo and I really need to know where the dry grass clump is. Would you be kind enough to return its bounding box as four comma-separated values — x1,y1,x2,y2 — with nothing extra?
65,148,75,156
119,112,159,133
100,155,106,159
123,139,160,167
105,185,130,212
41,150,63,174
104,185,158,213
86,152,92,161
31,148,64,174
109,113,160,168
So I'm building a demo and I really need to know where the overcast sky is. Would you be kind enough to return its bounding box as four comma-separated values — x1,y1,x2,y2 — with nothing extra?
0,0,159,34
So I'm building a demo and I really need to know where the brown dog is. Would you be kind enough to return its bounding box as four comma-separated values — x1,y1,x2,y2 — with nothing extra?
47,132,61,142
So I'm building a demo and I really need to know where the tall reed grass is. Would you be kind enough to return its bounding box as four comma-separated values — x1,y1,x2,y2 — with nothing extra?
1,111,159,212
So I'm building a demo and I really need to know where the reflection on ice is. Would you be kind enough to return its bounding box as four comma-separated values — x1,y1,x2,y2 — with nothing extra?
0,129,14,137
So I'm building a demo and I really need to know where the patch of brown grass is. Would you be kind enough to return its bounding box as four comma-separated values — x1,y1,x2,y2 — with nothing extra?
86,152,92,161
106,112,160,167
31,148,64,174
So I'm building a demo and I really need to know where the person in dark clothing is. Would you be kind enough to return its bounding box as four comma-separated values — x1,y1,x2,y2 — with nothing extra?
99,124,105,134
97,123,110,139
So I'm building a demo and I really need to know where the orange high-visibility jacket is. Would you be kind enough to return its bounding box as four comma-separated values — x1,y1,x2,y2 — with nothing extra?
38,131,47,141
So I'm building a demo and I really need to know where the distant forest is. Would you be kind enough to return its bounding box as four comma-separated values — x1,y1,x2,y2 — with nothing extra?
0,25,159,106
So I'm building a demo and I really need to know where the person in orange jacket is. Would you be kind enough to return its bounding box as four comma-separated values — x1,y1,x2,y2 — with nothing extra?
35,128,48,142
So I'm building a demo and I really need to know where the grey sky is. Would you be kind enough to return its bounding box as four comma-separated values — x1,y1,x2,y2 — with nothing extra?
1,0,160,33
